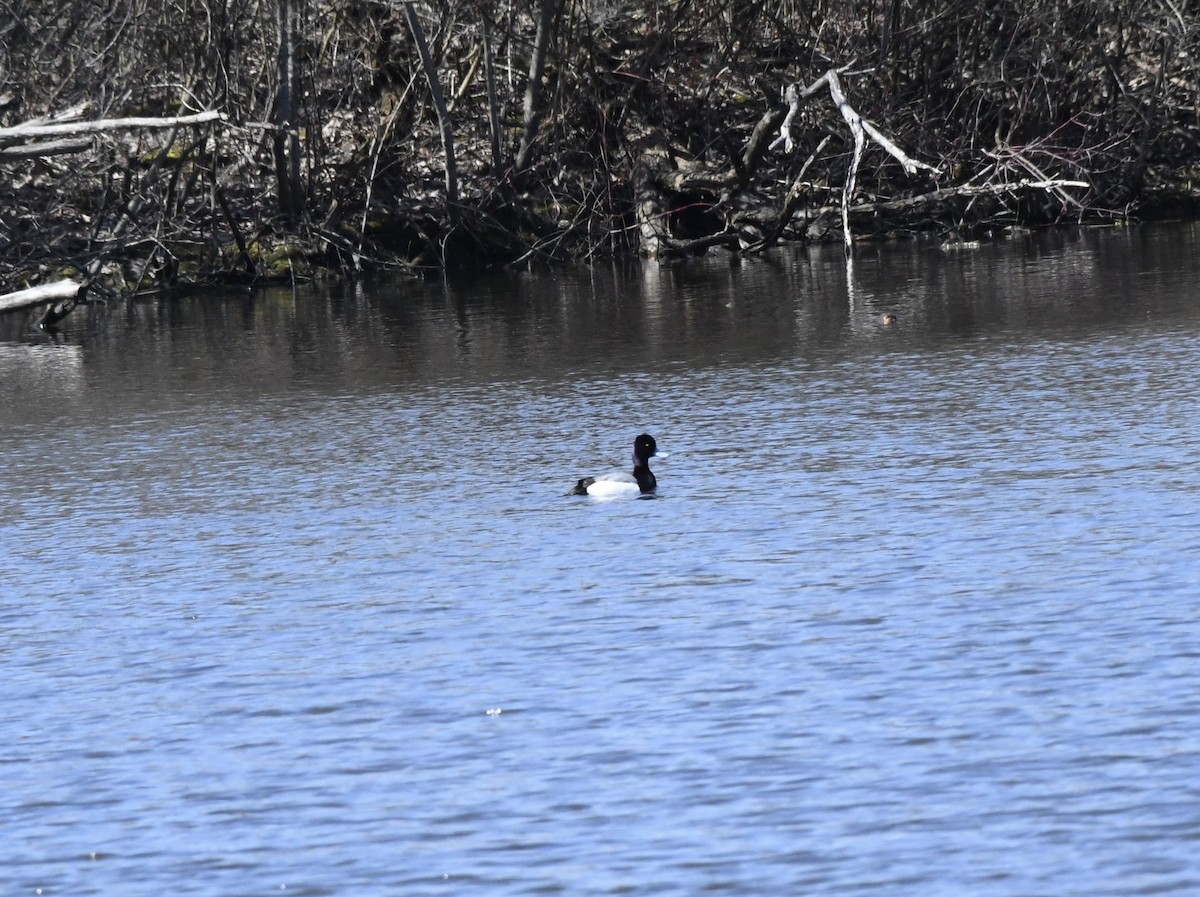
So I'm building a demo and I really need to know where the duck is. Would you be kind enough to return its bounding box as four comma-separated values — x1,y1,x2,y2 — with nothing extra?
569,433,663,497
36,296,83,332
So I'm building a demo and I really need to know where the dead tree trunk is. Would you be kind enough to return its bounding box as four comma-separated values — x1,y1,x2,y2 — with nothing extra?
514,0,562,173
632,140,672,259
403,1,459,219
481,13,503,173
272,0,304,226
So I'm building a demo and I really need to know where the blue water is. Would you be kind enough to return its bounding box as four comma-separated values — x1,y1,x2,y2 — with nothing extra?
3,226,1200,895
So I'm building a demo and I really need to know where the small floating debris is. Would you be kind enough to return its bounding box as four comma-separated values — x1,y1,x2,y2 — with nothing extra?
486,707,503,716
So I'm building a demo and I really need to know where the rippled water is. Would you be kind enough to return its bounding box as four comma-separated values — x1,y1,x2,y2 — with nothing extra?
4,226,1200,895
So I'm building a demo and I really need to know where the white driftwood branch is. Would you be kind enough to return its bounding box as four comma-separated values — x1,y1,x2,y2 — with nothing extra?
0,279,82,314
859,116,939,176
772,68,939,249
0,110,224,145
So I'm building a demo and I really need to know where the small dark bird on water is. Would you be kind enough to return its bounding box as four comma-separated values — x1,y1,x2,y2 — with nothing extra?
36,296,84,332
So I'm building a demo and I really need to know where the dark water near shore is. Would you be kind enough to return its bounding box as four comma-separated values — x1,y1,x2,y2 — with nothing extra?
3,225,1200,895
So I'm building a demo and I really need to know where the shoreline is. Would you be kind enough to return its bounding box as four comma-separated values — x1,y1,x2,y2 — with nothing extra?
4,2,1200,304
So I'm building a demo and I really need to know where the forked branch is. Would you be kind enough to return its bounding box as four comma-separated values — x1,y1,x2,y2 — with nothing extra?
772,69,939,249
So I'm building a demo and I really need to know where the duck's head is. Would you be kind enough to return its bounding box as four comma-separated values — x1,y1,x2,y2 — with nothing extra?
633,433,658,465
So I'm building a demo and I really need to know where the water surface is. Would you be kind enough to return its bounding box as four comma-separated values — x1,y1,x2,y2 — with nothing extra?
3,225,1200,895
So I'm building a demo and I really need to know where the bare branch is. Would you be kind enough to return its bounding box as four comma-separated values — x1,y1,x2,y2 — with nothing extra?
772,69,939,249
0,111,224,145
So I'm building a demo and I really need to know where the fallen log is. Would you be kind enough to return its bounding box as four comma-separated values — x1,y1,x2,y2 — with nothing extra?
784,177,1092,243
806,177,1090,218
0,138,93,159
0,279,82,315
0,110,224,146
